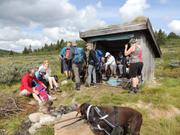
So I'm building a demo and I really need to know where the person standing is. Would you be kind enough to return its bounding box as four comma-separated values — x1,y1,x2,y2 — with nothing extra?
85,43,99,87
124,38,143,93
71,41,85,90
59,42,73,79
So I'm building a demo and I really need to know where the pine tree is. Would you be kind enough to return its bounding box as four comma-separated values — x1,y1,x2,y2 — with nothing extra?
23,46,29,54
28,45,32,53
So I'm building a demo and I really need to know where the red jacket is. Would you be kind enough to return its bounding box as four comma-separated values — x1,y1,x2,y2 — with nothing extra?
20,73,43,93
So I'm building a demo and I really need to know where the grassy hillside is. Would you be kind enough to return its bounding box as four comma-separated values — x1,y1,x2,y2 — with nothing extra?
0,39,180,135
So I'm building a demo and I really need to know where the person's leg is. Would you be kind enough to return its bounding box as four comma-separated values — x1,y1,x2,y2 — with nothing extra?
110,65,113,76
119,64,123,76
48,77,53,89
51,77,58,87
19,89,31,96
92,66,96,84
113,65,117,77
72,64,80,90
32,93,42,105
86,65,93,86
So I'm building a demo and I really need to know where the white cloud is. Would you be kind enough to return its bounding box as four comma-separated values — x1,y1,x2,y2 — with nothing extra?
168,20,180,35
96,1,102,8
0,0,106,52
159,0,168,4
119,0,150,21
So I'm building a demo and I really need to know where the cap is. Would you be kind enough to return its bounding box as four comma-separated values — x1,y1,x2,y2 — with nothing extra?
105,52,110,57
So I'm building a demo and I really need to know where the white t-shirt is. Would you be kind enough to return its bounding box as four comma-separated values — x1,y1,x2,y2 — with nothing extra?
106,55,116,66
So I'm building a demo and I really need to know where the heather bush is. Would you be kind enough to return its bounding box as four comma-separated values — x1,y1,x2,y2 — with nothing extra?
0,63,40,85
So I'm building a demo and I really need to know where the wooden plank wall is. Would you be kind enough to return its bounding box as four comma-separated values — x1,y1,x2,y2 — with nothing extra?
139,34,155,81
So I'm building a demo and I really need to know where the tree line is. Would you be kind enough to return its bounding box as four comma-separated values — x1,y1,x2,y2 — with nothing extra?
21,30,180,54
22,39,86,55
154,30,180,45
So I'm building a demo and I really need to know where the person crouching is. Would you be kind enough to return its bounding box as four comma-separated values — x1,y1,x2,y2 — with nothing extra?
19,68,47,105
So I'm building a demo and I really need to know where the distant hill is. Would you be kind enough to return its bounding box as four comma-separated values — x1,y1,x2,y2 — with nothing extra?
0,49,18,56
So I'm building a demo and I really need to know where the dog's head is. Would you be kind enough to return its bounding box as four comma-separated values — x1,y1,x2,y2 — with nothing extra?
76,103,91,119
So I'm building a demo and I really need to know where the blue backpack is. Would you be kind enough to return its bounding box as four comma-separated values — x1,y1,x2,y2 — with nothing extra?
96,49,103,62
73,47,84,64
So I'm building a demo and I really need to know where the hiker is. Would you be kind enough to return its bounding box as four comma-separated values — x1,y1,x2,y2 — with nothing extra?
38,60,59,91
116,51,124,78
59,42,73,80
35,68,49,90
124,38,143,93
104,52,117,77
85,43,99,87
71,41,85,90
95,49,104,83
19,68,46,105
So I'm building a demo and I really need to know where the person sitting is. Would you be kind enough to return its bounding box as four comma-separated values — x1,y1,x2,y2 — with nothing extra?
116,52,124,78
19,68,46,105
39,60,59,91
104,52,117,78
59,42,73,80
35,68,49,90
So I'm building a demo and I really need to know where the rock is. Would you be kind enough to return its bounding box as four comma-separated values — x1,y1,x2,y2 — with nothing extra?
54,112,94,135
61,80,68,86
39,114,56,125
28,112,43,123
28,126,36,134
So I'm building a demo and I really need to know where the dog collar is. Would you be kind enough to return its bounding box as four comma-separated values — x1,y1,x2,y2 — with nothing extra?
86,105,93,120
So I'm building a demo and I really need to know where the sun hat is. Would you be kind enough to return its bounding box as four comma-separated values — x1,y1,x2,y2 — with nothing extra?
105,52,110,57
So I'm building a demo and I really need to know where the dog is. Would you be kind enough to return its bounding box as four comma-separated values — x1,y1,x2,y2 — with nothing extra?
77,103,143,135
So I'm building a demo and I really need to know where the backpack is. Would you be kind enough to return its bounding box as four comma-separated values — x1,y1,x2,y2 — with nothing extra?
95,49,103,62
35,85,49,102
65,47,73,60
73,47,84,64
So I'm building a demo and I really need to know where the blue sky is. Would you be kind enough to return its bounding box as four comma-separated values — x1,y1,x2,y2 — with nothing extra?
0,0,179,52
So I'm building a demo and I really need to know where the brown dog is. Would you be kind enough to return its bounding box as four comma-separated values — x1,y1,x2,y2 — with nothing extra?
77,103,143,135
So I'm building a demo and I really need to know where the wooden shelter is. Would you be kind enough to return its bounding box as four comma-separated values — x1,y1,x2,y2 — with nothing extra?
79,17,161,81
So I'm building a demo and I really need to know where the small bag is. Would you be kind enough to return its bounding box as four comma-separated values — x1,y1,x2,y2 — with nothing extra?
35,85,49,102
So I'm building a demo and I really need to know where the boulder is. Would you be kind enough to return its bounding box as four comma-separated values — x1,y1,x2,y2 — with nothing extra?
54,111,94,135
39,114,56,125
28,112,44,123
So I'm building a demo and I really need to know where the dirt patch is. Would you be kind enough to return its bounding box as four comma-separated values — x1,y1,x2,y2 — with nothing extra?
122,100,180,119
149,106,180,119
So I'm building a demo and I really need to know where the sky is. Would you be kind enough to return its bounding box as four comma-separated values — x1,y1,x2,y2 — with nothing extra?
0,0,179,52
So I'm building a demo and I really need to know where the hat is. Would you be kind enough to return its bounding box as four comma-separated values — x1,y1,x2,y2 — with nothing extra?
105,52,110,57
129,38,137,44
86,43,93,47
39,68,46,74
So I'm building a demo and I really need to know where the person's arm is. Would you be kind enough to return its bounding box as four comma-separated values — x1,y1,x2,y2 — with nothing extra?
91,50,99,64
106,56,113,65
33,77,46,88
124,44,135,56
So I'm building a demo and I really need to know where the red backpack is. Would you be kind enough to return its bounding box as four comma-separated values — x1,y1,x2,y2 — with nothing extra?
65,47,73,60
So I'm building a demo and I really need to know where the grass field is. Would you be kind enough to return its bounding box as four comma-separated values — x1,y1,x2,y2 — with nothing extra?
0,41,180,135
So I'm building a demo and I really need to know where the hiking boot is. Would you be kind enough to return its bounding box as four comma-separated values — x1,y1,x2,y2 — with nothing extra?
75,83,80,91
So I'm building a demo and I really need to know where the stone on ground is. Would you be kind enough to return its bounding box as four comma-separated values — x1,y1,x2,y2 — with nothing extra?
54,111,94,135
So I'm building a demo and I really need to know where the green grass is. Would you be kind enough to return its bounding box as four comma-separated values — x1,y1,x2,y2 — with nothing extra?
35,126,54,135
